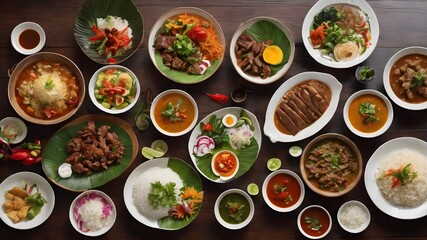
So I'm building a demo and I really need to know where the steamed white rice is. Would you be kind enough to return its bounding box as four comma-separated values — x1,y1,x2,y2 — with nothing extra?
132,166,183,220
376,149,427,207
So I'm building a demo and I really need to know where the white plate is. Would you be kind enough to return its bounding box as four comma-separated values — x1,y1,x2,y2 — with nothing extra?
264,72,342,143
0,171,55,229
364,137,427,219
382,46,427,110
188,107,262,183
301,0,379,68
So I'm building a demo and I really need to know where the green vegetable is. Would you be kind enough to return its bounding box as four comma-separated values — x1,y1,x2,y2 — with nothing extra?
359,101,379,124
199,114,228,146
305,216,322,231
396,164,418,186
357,66,375,82
148,181,178,209
161,99,187,122
410,69,426,89
25,192,47,220
171,34,197,57
225,201,246,222
312,7,344,29
44,78,55,90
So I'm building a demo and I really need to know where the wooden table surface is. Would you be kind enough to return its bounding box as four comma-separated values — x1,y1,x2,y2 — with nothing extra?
1,0,427,239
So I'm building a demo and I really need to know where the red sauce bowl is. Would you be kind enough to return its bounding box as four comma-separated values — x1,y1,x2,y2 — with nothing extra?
297,205,332,239
262,169,305,212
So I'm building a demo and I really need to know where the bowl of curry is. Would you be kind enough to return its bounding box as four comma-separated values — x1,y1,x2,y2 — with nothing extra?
300,133,362,197
297,205,332,239
150,89,198,137
214,188,254,230
8,52,85,125
343,89,393,138
383,46,427,110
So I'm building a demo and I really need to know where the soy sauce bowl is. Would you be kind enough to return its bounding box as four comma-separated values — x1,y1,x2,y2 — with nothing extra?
11,22,46,55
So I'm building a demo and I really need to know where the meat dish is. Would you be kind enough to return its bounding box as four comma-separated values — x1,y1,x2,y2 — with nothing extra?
64,121,124,175
274,80,331,135
235,34,273,78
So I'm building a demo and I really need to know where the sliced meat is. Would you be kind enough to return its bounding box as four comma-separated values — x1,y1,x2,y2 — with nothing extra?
275,108,300,135
307,80,330,100
288,91,318,122
304,85,329,113
279,101,308,130
296,89,323,117
283,97,311,124
155,35,177,50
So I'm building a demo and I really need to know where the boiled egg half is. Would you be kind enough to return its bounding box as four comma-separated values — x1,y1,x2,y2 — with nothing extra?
222,114,238,128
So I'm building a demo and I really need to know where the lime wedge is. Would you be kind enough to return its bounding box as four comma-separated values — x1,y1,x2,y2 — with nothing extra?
141,147,164,160
135,113,150,131
267,158,282,171
239,116,252,126
151,139,168,154
289,146,302,157
247,183,259,196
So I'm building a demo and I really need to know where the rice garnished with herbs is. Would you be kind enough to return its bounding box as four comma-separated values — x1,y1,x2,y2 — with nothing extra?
376,149,427,207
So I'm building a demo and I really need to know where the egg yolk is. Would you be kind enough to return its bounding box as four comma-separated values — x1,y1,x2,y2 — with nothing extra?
263,45,283,65
226,116,234,125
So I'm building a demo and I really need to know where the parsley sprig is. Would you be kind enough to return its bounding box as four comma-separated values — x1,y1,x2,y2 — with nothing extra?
148,181,177,209
359,101,379,124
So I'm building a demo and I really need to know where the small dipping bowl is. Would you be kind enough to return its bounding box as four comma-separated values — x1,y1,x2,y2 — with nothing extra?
11,22,46,55
0,117,27,144
231,88,248,103
297,205,332,239
337,200,370,233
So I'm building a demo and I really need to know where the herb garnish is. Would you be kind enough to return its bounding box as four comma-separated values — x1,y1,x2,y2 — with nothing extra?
305,216,322,231
44,78,55,90
273,183,293,204
171,34,197,57
225,201,245,222
148,181,177,209
410,69,426,89
359,101,379,124
357,66,375,82
161,99,187,122
379,163,418,188
199,114,229,146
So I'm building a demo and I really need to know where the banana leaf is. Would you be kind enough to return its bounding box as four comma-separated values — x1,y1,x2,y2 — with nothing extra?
42,115,138,191
157,158,203,229
243,20,292,76
74,0,144,64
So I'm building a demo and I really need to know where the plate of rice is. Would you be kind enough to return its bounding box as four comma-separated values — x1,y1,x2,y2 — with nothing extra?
123,157,203,230
365,137,427,219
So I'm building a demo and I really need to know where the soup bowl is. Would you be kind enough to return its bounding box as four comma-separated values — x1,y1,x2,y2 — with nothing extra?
262,169,305,212
343,89,393,138
8,52,85,125
214,188,254,230
150,89,198,136
383,46,427,110
300,133,362,197
297,205,332,239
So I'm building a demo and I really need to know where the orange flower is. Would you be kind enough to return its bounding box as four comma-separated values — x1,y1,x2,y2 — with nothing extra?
181,187,203,204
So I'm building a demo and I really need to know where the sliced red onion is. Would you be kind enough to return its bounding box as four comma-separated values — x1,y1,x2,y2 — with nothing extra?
193,136,215,157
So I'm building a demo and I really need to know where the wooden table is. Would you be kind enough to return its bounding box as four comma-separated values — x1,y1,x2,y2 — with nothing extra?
1,0,427,239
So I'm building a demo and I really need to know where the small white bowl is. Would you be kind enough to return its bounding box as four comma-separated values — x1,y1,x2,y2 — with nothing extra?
150,89,198,137
337,200,370,233
214,188,254,230
297,205,332,239
262,169,305,212
0,117,27,144
343,89,393,138
211,150,239,181
69,190,116,237
89,65,140,114
383,46,427,110
230,17,295,84
11,22,46,55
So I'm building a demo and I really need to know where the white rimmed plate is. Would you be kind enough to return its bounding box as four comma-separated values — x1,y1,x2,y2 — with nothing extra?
0,171,55,230
264,71,342,143
364,137,427,219
302,0,379,68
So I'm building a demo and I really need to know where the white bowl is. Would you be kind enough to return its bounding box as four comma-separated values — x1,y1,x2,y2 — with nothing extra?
211,150,239,181
337,200,370,233
0,117,27,144
383,46,427,110
150,89,198,137
262,169,305,212
302,0,379,68
297,205,332,239
263,71,342,143
89,65,140,114
343,89,393,138
11,22,46,55
69,190,116,237
214,188,254,230
230,17,295,84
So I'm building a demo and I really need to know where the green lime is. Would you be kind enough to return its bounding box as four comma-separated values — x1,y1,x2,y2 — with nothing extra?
289,146,302,157
151,139,168,154
141,147,165,159
267,158,282,171
247,183,259,196
239,116,252,126
135,113,150,131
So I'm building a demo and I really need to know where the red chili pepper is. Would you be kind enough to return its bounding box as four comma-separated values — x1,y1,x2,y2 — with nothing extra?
107,58,117,64
9,150,30,161
22,157,36,166
206,93,229,104
203,123,213,131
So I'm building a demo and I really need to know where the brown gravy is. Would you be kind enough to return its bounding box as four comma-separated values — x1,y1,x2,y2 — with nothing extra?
19,29,40,49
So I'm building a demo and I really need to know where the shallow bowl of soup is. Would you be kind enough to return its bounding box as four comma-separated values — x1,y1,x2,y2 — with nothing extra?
300,133,362,197
297,205,332,239
89,65,140,114
230,17,295,84
383,46,427,110
343,89,393,138
262,169,305,212
148,7,226,84
214,188,254,230
150,89,198,137
8,52,85,125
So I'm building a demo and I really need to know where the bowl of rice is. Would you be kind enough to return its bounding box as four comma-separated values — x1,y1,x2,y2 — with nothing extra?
74,0,143,64
337,200,370,233
69,190,116,237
